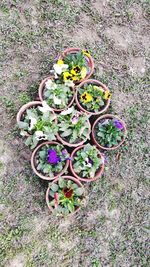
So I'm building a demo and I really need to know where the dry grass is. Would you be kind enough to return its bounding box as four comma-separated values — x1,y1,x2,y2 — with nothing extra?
0,0,149,266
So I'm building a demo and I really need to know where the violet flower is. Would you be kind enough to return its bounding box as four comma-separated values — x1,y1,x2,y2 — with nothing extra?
113,120,124,130
99,119,109,126
71,115,79,125
85,157,93,167
88,158,93,165
61,149,67,156
47,149,61,165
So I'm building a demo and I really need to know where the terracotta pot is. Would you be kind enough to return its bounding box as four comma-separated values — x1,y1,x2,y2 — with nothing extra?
75,79,110,115
59,47,94,84
69,145,104,182
92,114,127,150
46,175,85,216
31,141,69,180
56,119,91,148
16,101,57,136
38,76,75,112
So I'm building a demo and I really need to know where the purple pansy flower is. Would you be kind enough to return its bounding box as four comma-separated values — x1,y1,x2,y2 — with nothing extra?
88,158,93,165
61,149,67,156
71,115,79,125
85,157,93,167
100,119,109,126
47,149,61,165
113,120,123,130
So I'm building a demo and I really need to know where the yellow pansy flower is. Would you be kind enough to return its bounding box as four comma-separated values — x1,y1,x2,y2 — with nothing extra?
71,69,77,76
82,50,91,57
71,66,81,75
81,66,87,79
81,92,93,103
57,59,64,65
104,91,111,100
63,71,72,81
72,75,79,81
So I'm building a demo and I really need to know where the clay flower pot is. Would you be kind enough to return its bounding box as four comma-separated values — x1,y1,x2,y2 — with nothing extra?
75,79,110,115
38,76,75,112
31,141,69,180
57,120,91,148
59,47,94,84
16,101,57,136
69,145,104,182
16,101,42,137
92,114,127,150
46,175,85,216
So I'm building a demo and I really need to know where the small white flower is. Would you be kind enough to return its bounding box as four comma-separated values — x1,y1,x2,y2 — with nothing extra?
65,80,74,87
60,107,74,115
87,163,92,167
28,117,37,131
38,101,52,113
45,79,53,89
35,131,47,140
53,63,68,75
54,72,58,79
53,95,62,105
83,159,92,168
50,69,58,79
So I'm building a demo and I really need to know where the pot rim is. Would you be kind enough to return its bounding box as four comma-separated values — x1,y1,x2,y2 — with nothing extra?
59,47,94,84
31,141,70,180
16,101,57,137
38,76,75,112
56,119,91,147
92,114,127,150
75,79,111,115
46,175,84,216
69,144,104,182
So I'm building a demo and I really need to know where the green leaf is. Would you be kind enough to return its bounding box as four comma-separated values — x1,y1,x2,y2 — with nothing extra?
49,190,55,198
58,177,66,188
51,183,59,192
49,200,55,206
61,129,72,137
39,150,47,159
74,187,84,196
18,121,29,129
67,202,75,213
25,136,33,146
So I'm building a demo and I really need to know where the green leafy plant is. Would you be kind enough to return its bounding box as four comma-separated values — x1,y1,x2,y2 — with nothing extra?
64,51,87,70
43,78,74,109
58,107,90,144
48,177,85,215
53,50,91,83
78,84,111,112
95,118,124,147
72,144,102,178
35,144,70,177
17,102,58,149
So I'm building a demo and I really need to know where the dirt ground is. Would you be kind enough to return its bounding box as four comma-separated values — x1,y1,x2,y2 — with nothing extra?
0,0,149,266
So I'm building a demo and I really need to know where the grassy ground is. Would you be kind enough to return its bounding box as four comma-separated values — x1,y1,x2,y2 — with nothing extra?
0,0,149,266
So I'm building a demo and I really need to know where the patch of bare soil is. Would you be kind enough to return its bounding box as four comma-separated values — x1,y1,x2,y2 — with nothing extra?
104,26,134,50
92,0,111,16
128,56,146,77
6,253,26,267
111,91,135,114
71,13,101,44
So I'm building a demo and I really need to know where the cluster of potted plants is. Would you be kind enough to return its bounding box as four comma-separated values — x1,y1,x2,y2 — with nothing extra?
17,47,127,217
